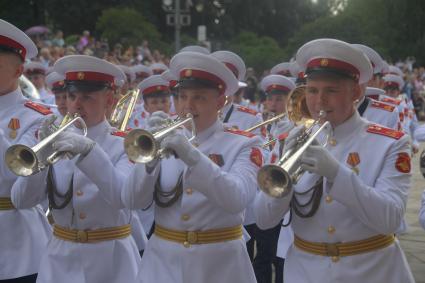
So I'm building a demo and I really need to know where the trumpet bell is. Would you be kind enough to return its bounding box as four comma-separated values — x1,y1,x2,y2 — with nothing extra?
257,164,292,198
5,144,38,177
124,129,159,163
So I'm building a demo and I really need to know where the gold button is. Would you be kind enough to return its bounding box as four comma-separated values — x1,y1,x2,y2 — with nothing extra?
329,138,337,146
331,256,340,262
79,212,86,220
325,195,333,203
76,190,83,196
186,188,193,195
181,214,190,221
327,225,335,234
183,241,190,248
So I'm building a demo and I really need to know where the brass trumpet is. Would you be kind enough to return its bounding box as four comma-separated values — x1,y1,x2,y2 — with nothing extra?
5,113,87,176
257,86,332,198
124,114,195,163
246,112,286,133
110,89,140,131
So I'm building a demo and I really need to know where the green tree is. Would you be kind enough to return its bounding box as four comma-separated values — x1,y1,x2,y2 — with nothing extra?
227,31,286,72
96,8,165,50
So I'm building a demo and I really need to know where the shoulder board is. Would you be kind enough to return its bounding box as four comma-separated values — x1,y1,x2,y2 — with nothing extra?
236,106,258,116
111,130,127,137
24,101,52,115
370,101,395,112
366,124,404,140
381,97,401,105
225,128,255,138
278,132,289,141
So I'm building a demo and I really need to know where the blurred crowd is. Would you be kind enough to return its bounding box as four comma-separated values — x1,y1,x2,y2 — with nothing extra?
27,29,425,120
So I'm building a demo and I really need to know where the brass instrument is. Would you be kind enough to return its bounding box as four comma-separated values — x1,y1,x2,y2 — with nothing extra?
124,113,196,163
260,86,313,148
5,113,87,176
110,89,140,131
257,86,332,198
246,113,286,133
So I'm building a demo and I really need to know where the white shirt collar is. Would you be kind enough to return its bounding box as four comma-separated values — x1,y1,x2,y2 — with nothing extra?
332,111,363,142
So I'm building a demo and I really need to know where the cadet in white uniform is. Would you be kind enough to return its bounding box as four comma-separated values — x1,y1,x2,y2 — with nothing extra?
211,50,264,138
24,61,55,105
45,71,67,119
254,39,414,283
352,44,401,130
12,55,143,283
128,66,153,130
254,74,296,283
0,19,52,283
122,51,261,283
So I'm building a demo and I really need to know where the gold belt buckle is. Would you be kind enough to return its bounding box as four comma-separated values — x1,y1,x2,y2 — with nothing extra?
325,243,340,257
76,230,89,243
187,231,198,244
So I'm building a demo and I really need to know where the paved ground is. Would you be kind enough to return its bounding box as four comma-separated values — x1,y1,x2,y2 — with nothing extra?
399,143,425,283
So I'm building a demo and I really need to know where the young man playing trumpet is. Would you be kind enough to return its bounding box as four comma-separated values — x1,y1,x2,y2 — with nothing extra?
122,51,263,283
254,39,414,283
0,19,52,283
11,55,143,283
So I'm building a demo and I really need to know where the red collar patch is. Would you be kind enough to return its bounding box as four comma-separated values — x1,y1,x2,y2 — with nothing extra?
225,128,255,138
236,106,258,116
370,101,395,112
24,101,52,115
366,124,404,140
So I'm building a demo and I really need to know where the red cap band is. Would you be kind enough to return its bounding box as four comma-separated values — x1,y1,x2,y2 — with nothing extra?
52,80,65,89
66,71,114,83
136,72,150,79
169,80,178,89
277,70,291,76
25,68,46,75
179,69,226,96
0,35,26,60
143,85,169,96
384,81,399,89
224,62,239,78
266,84,290,93
307,58,360,81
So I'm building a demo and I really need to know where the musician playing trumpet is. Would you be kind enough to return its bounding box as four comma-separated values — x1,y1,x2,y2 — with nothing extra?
11,55,144,283
121,52,263,283
254,39,414,283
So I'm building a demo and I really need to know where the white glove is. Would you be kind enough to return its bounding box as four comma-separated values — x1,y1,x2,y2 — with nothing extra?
161,132,201,167
271,119,294,138
146,111,169,130
300,145,340,181
39,115,58,141
52,131,95,157
283,125,305,153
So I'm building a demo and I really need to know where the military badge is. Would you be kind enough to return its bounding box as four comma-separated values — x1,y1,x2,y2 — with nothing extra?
8,118,20,139
346,152,360,174
250,147,263,167
395,152,411,173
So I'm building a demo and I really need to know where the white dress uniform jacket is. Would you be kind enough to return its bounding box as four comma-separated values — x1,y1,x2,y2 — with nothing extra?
38,87,55,105
12,120,143,283
0,88,51,279
122,120,262,283
128,103,149,130
221,102,263,135
254,112,415,283
221,102,264,226
360,96,400,130
420,190,425,230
